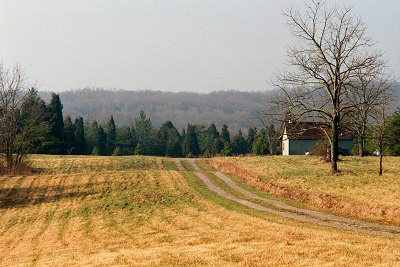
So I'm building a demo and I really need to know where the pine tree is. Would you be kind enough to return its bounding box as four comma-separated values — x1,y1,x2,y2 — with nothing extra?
222,141,233,156
159,121,182,157
232,130,247,155
74,117,86,155
247,127,257,153
211,138,224,155
134,110,161,155
64,116,76,154
183,124,200,157
85,121,99,154
384,110,400,156
221,124,231,144
106,116,116,155
116,126,135,155
16,88,50,155
97,126,107,155
203,123,219,154
46,93,66,154
252,129,269,155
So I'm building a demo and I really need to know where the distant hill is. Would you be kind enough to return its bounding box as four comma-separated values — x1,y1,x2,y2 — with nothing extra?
40,89,278,132
39,83,400,132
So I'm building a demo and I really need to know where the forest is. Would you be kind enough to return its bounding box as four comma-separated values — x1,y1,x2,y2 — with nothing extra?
20,89,281,158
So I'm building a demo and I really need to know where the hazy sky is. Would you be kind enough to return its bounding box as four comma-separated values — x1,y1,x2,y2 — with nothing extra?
0,0,399,93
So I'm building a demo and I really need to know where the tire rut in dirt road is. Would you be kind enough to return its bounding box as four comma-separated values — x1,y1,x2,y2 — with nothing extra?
175,159,400,239
172,159,185,171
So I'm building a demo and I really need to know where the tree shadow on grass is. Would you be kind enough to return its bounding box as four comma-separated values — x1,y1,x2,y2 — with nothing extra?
0,182,107,209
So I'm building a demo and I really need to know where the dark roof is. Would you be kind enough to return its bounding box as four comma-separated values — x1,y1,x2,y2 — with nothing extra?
284,122,353,140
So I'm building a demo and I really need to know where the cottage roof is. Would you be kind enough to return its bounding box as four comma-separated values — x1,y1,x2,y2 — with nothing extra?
284,121,353,140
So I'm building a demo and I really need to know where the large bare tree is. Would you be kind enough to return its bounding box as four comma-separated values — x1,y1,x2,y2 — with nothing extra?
273,0,385,172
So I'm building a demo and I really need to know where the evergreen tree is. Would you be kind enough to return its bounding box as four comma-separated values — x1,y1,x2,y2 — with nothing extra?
207,123,220,139
97,126,107,155
64,116,76,154
221,124,231,144
252,129,269,155
159,121,182,157
194,125,209,154
384,110,400,156
232,130,247,155
183,124,200,157
116,126,135,155
247,127,257,153
222,141,233,156
211,138,224,155
47,93,65,154
203,123,219,154
85,121,99,154
134,110,158,155
106,116,116,155
74,117,86,155
19,88,50,154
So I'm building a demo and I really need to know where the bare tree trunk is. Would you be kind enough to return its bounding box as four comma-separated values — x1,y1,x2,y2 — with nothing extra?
359,130,365,157
379,143,383,176
331,115,339,172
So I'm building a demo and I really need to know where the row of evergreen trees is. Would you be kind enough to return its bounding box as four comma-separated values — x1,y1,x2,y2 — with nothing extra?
26,90,280,157
83,111,280,157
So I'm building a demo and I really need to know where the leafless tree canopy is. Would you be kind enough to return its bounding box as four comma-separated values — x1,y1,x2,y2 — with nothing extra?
0,64,29,174
273,0,387,171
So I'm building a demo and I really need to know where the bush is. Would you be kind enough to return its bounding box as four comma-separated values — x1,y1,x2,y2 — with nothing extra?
112,146,122,156
92,146,100,156
310,139,331,162
0,157,32,175
134,143,143,155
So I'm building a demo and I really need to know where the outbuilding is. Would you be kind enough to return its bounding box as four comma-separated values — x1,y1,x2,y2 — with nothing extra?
281,121,354,155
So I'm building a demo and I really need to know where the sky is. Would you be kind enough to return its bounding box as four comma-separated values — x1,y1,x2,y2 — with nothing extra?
0,0,399,93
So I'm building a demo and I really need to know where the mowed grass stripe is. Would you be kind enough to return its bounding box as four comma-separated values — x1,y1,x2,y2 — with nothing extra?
0,176,42,263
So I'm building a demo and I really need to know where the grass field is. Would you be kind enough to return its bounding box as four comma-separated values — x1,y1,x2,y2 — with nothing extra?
0,155,399,266
206,156,400,225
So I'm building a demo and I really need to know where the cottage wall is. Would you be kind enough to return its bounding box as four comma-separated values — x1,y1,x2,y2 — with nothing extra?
282,128,290,155
288,139,316,155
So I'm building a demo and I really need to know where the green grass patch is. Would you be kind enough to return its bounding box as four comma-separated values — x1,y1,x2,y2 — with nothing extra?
180,160,195,171
162,159,178,171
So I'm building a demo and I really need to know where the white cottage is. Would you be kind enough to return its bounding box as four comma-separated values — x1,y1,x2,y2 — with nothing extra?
281,122,354,156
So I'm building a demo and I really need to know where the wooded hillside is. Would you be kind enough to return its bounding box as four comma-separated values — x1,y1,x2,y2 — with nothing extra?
40,89,277,131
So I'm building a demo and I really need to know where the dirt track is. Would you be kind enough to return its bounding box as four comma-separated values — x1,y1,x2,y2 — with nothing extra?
173,158,400,238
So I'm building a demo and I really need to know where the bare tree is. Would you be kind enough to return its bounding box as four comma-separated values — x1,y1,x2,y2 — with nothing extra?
273,0,385,172
0,64,26,173
368,85,393,176
346,69,393,157
0,64,47,174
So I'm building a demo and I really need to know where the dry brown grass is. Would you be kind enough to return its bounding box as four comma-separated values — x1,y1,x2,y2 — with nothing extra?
206,156,400,225
0,155,399,266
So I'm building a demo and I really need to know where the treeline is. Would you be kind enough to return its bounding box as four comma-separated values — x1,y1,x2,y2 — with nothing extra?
7,88,400,159
39,88,272,132
28,90,280,157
